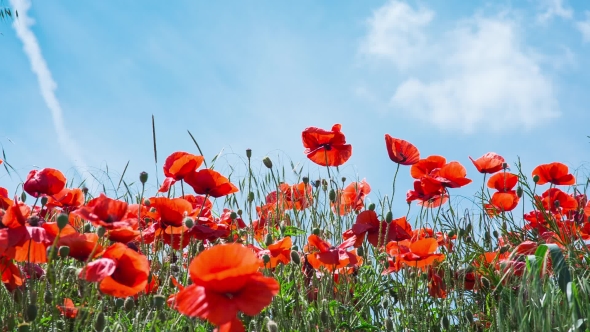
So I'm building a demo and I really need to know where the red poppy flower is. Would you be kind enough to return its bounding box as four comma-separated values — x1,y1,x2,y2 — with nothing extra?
45,188,84,211
57,298,78,319
532,162,575,186
469,153,505,174
0,256,23,291
487,172,518,192
435,162,472,188
79,242,149,298
72,194,135,229
384,238,445,273
305,235,360,271
43,223,102,261
0,187,13,209
302,124,352,167
257,237,292,268
410,156,446,179
332,179,371,215
164,152,205,181
149,197,193,227
427,268,447,299
172,243,279,332
538,188,578,213
486,191,519,215
185,169,239,198
23,168,67,198
384,134,420,166
406,180,448,207
347,210,412,247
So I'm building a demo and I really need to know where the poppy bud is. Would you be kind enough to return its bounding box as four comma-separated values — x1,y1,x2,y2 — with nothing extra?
44,289,53,305
465,310,474,323
448,230,456,238
292,245,299,251
329,189,336,202
502,162,508,170
320,309,329,325
441,315,450,330
312,228,320,235
83,223,92,233
25,304,37,322
357,246,365,257
153,295,166,310
114,298,124,309
465,236,472,243
139,172,148,184
290,250,300,265
21,191,27,203
480,277,491,290
170,264,180,273
368,203,376,211
266,320,279,332
96,226,106,238
341,177,346,183
184,217,194,228
516,186,523,198
40,196,48,207
302,176,309,184
385,211,393,223
384,317,394,331
465,223,472,234
533,175,540,183
262,157,273,169
158,311,167,322
82,187,88,195
58,246,70,258
230,212,238,220
57,213,69,230
484,231,491,242
237,209,242,216
313,179,321,188
246,149,252,159
123,297,135,312
248,192,255,202
458,229,465,237
262,254,271,265
95,312,106,332
17,323,30,332
144,199,151,206
493,230,499,238
265,234,273,246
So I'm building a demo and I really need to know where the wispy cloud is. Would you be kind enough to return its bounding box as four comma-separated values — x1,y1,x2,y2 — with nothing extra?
576,11,590,43
536,0,573,23
9,0,90,181
360,0,559,134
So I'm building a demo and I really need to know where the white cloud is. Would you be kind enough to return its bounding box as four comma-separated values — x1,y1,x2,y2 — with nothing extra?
10,0,91,181
361,1,559,133
360,0,434,70
537,0,573,23
576,11,590,43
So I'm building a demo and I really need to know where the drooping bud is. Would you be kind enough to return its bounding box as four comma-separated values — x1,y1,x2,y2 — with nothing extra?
384,317,394,331
262,157,273,169
144,199,151,206
290,251,300,265
237,209,242,216
114,298,124,309
44,289,53,305
230,212,238,220
21,191,27,203
17,323,30,332
341,177,346,183
265,234,273,246
441,315,450,330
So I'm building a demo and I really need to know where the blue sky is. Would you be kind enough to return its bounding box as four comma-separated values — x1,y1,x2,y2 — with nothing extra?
1,0,589,214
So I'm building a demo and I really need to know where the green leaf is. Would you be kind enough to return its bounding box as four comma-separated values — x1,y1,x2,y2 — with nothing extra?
534,243,571,292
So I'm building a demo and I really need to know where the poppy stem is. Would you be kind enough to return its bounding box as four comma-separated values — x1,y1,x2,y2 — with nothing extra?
389,163,400,210
181,180,185,199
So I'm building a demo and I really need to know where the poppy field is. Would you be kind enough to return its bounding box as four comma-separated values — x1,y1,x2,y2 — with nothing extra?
0,123,589,332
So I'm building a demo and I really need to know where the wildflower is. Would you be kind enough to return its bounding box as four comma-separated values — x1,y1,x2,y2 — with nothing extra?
469,153,505,174
185,169,239,198
302,124,352,167
384,134,420,166
531,162,575,186
23,168,66,198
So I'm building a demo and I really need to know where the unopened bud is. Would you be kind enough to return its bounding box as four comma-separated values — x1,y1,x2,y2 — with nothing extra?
385,211,393,223
115,298,124,309
139,172,148,184
230,212,238,220
266,320,279,332
320,309,329,324
312,228,320,236
441,315,450,329
44,289,53,304
265,234,273,246
357,246,365,257
58,246,70,258
246,149,252,159
516,186,523,198
46,247,58,261
290,250,300,265
262,254,271,265
492,230,499,238
262,157,273,169
502,162,508,170
21,191,27,203
329,189,336,202
123,297,135,312
368,203,376,211
40,196,48,207
341,177,346,183
25,304,37,322
153,295,166,310
57,213,69,230
237,209,242,216
96,226,106,238
533,175,540,183
248,192,255,202
95,312,106,332
302,176,309,184
144,199,151,206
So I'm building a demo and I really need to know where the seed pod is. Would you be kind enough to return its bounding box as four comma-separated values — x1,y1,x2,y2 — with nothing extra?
17,323,30,332
246,149,252,159
153,295,166,310
95,312,106,332
139,172,149,184
290,250,300,265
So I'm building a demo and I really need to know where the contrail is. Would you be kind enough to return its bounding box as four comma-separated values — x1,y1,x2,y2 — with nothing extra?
10,0,93,188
